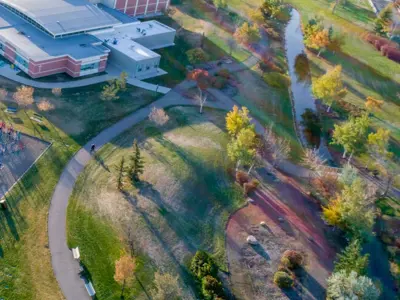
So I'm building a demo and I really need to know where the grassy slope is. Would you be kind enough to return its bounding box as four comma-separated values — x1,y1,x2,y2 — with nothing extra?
282,0,400,144
0,82,158,299
66,107,244,299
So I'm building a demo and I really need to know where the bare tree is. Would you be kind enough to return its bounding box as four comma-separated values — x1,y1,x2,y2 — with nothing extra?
263,125,291,168
149,106,169,126
0,88,8,101
151,272,183,300
194,92,207,114
51,88,62,97
301,148,327,180
37,98,55,112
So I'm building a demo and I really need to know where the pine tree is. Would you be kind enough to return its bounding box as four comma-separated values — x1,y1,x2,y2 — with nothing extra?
129,139,144,182
334,239,369,275
114,156,126,190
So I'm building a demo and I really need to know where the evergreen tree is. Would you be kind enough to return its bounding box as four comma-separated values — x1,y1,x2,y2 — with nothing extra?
334,239,369,275
114,156,126,190
129,139,144,182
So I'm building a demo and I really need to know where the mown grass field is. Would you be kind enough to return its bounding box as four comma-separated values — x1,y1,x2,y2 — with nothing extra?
67,106,245,299
0,80,159,299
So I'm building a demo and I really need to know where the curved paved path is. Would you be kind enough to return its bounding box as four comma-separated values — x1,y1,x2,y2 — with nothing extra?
48,82,310,299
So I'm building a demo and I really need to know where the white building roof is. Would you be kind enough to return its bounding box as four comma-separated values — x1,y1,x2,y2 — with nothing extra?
0,0,120,37
0,6,109,61
93,24,160,61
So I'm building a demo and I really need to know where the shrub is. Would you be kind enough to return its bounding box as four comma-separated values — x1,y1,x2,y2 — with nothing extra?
212,77,228,89
236,171,249,186
244,179,259,196
186,48,209,65
263,72,290,89
201,275,225,299
374,39,390,51
258,58,282,73
273,271,294,288
277,264,291,273
280,250,303,270
385,48,400,63
216,68,230,79
264,26,281,40
381,45,398,56
190,251,218,279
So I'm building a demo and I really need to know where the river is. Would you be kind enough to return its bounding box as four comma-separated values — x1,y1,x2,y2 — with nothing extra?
284,9,333,161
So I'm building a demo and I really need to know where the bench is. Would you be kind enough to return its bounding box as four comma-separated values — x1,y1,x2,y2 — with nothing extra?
72,247,80,260
5,107,17,114
30,117,43,124
84,281,96,297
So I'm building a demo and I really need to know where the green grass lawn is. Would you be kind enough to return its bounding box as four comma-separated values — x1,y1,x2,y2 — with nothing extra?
0,83,159,299
158,1,252,62
67,106,245,299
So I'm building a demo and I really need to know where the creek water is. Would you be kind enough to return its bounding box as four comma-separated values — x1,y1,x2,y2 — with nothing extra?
284,9,333,158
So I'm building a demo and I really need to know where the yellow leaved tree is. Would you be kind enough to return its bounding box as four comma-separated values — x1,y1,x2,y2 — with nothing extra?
312,65,347,112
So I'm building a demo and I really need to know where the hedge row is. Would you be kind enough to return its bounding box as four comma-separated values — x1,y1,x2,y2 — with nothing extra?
364,33,400,63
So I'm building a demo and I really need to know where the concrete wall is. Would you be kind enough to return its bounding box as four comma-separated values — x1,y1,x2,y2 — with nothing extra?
107,46,160,78
133,30,175,50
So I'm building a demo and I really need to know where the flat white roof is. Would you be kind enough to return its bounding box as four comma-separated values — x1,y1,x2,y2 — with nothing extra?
0,0,120,36
0,6,108,61
93,20,175,40
93,26,160,61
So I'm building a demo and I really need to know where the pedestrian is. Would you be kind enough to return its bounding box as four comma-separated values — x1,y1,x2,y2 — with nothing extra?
90,144,96,153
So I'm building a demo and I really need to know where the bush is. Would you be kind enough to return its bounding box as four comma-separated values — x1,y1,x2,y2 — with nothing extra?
263,72,290,89
244,179,259,196
190,251,218,279
381,45,398,56
281,250,303,270
386,48,400,63
236,171,249,186
186,48,209,65
201,275,225,299
212,77,228,89
277,264,291,273
374,39,390,51
216,68,230,79
264,26,281,40
273,271,294,288
258,60,282,73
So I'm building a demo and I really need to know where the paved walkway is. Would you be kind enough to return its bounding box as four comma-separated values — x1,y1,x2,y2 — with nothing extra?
0,65,170,94
48,77,311,299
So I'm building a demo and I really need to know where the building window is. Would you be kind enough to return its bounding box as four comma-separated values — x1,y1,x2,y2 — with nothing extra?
15,54,29,69
81,62,99,71
137,65,142,72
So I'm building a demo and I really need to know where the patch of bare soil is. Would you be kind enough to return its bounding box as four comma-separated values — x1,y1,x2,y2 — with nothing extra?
226,171,338,300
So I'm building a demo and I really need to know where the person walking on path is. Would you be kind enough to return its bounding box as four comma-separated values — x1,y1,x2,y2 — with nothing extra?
90,144,96,153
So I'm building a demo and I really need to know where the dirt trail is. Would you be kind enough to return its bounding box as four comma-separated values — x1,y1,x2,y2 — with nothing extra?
226,171,339,300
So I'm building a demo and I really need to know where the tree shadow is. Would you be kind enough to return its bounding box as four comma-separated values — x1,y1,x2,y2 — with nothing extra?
94,153,110,173
250,243,270,261
121,189,199,296
293,266,326,299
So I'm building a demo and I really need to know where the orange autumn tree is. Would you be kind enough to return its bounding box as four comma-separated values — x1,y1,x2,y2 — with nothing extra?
114,255,136,297
187,69,211,97
308,29,330,56
365,96,384,111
